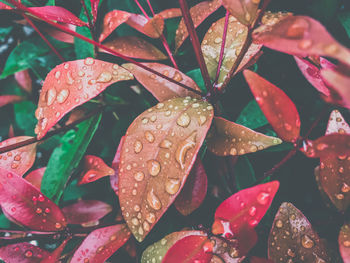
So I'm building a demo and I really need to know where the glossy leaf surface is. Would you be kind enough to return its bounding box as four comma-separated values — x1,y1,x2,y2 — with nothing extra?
122,63,201,101
244,70,301,142
0,167,67,231
35,58,133,139
339,223,350,263
25,167,45,189
99,10,131,42
41,237,71,263
0,95,24,107
119,97,214,241
0,243,49,263
78,155,115,185
207,117,282,156
126,14,164,39
268,202,330,262
110,136,124,196
222,0,260,25
157,8,182,19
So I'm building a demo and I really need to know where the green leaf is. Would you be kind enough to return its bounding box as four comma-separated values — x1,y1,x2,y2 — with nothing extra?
14,101,37,136
0,214,11,228
339,12,350,39
41,114,102,203
234,156,256,190
186,68,206,93
46,0,55,5
236,100,268,129
0,26,13,39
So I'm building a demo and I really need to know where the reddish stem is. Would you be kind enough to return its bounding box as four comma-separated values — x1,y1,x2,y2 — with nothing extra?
80,0,94,33
178,0,212,92
134,0,150,19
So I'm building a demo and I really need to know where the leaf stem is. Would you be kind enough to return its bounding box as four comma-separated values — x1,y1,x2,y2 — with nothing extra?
80,0,95,35
134,0,150,19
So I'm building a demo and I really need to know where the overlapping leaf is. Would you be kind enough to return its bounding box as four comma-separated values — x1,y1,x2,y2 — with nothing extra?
101,36,167,60
91,0,100,24
253,15,350,66
222,0,260,25
15,70,32,93
244,70,301,142
0,95,24,108
174,158,208,215
207,117,282,156
201,15,261,85
157,8,182,19
0,167,67,231
78,155,115,185
122,63,201,101
70,224,131,263
339,223,350,263
25,167,46,189
99,10,132,42
110,136,124,196
175,0,222,50
0,243,49,263
0,136,37,176
119,97,214,241
268,202,330,262
34,58,133,139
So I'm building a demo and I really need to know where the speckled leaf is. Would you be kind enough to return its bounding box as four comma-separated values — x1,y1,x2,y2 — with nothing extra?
0,136,37,176
201,15,261,85
119,97,214,241
15,70,32,93
0,167,67,231
99,10,131,42
174,158,208,215
206,117,282,156
0,243,49,263
157,8,182,19
253,15,350,66
175,0,222,51
110,136,124,196
34,58,133,139
41,237,71,263
62,199,112,225
0,95,24,107
244,70,301,142
268,202,330,262
101,36,167,60
122,63,201,101
339,223,350,263
212,181,279,236
326,110,350,134
78,155,115,185
70,225,130,262
141,230,206,263
222,0,260,25
25,167,46,189
127,14,164,39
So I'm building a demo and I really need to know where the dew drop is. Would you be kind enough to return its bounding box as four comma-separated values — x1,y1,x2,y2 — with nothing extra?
84,57,94,65
336,193,345,200
342,183,350,193
257,192,270,205
284,123,292,131
159,139,172,149
96,71,112,83
56,89,69,104
36,208,42,214
147,189,162,210
301,235,314,249
45,88,57,106
275,219,283,228
134,171,145,182
230,148,237,155
55,222,62,229
173,71,183,82
175,131,196,169
147,160,161,176
249,206,257,216
145,131,155,143
143,221,150,232
177,113,191,127
131,217,139,226
146,212,156,223
134,140,143,153
214,37,222,44
24,250,33,258
343,240,350,247
165,178,180,195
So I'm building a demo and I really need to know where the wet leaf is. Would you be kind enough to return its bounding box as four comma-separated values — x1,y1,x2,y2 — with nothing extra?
0,242,49,263
25,167,46,189
91,0,100,24
101,36,167,60
206,117,282,156
34,58,133,139
44,23,76,44
212,181,279,236
0,136,37,176
141,230,206,263
222,0,260,25
110,136,124,196
99,10,132,42
78,155,115,185
41,237,71,263
244,70,301,142
126,14,164,39
0,167,67,231
62,199,112,225
0,95,24,108
326,110,350,134
175,0,222,50
339,223,350,263
70,224,131,263
157,8,182,19
253,15,350,66
174,158,208,215
201,15,261,85
0,3,12,9
268,202,330,262
122,63,201,101
119,97,214,241
15,70,32,93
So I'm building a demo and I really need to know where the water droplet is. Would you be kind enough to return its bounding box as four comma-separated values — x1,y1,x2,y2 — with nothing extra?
45,88,57,106
145,131,155,143
24,250,33,258
134,205,140,212
229,247,239,258
175,131,196,169
96,71,112,83
173,71,183,82
147,189,162,210
55,222,62,229
301,235,314,248
56,89,69,104
343,240,350,247
156,103,164,109
131,217,139,226
84,57,94,65
342,183,350,193
214,37,222,44
230,148,237,155
287,248,295,257
257,192,270,205
298,39,312,49
177,113,191,127
55,71,61,79
203,241,213,253
36,208,42,214
165,178,180,195
143,221,150,232
276,219,283,228
146,212,156,223
160,139,172,149
96,246,104,253
147,160,161,176
134,171,145,182
45,208,51,213
138,226,144,235
38,194,45,202
198,115,207,126
134,140,143,153
249,206,257,216
336,193,345,200
339,167,345,173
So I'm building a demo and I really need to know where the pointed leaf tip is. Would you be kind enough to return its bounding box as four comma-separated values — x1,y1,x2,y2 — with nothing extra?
78,155,115,185
222,0,260,25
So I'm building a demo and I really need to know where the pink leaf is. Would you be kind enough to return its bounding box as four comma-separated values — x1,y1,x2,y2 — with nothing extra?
0,136,37,176
222,0,260,25
25,167,46,189
41,237,71,263
157,8,182,19
326,110,350,135
126,14,164,39
0,243,49,263
70,224,131,263
91,0,100,24
0,95,24,108
62,199,112,225
174,158,208,216
99,10,131,42
0,167,67,231
44,23,76,44
15,70,32,93
339,223,350,263
244,70,301,142
77,155,115,185
0,3,12,9
110,136,124,196
34,58,133,139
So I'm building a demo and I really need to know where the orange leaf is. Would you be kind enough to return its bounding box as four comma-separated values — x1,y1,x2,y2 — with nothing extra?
99,10,131,42
78,155,115,185
222,0,260,25
126,14,164,39
157,8,182,19
119,97,214,241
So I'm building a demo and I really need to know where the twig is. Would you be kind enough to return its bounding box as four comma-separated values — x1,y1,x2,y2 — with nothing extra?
134,0,150,19
80,0,94,35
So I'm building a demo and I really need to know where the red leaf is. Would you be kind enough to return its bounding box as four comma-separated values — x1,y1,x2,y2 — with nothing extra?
0,136,37,176
78,155,115,185
101,36,167,60
122,63,201,101
28,6,86,27
0,243,49,263
0,95,24,108
99,10,132,42
0,3,12,9
244,70,301,142
253,15,350,66
110,136,124,196
222,0,260,25
41,237,71,263
44,23,76,44
91,0,100,24
126,14,164,39
268,202,330,262
70,224,131,263
25,167,46,189
250,256,274,263
339,223,350,263
174,158,208,215
175,0,222,50
157,8,182,19
15,70,32,93
212,181,279,236
62,199,112,225
119,98,214,241
34,58,133,139
207,117,282,156
0,167,67,231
